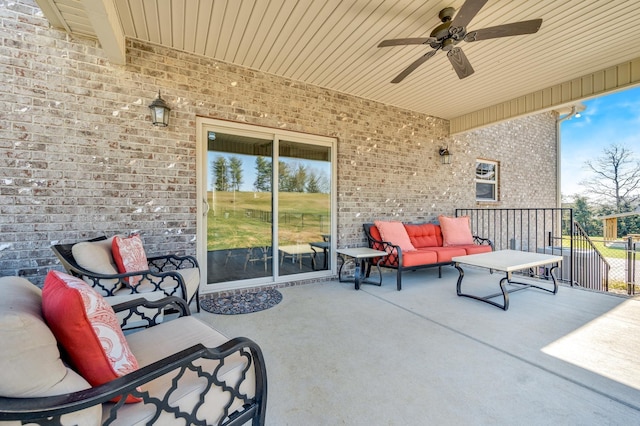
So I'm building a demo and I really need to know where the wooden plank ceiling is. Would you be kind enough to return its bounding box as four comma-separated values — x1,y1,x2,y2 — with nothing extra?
35,0,640,130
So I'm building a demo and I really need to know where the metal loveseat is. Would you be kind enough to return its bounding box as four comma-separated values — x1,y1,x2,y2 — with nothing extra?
363,219,493,290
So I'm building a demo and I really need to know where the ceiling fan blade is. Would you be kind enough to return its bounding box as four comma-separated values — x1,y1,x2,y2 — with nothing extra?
447,47,474,79
391,49,438,83
449,0,488,30
465,19,543,42
378,37,436,47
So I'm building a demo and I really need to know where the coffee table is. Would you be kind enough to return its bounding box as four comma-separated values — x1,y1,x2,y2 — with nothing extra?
452,250,563,311
336,248,388,290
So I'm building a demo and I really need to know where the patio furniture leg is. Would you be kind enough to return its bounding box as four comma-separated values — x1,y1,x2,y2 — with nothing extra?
506,265,559,295
337,252,384,290
455,263,511,310
455,263,559,311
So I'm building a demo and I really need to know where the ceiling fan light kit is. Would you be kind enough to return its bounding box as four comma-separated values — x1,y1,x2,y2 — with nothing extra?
378,0,543,82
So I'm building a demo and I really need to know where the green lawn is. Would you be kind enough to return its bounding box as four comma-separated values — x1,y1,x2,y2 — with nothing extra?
207,191,330,251
564,235,634,260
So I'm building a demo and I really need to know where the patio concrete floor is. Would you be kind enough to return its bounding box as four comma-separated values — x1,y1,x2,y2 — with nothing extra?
195,266,640,425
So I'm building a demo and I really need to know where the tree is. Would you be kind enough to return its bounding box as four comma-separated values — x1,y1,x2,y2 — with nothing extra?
278,161,292,192
617,200,640,236
290,164,308,192
305,172,322,193
572,195,601,235
581,144,640,212
212,156,229,191
228,156,243,191
253,157,272,192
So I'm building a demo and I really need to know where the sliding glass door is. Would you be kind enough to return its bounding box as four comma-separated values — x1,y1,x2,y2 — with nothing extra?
277,140,331,276
197,119,335,291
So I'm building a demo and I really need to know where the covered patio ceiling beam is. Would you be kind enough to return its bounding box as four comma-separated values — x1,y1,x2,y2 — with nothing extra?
83,0,126,65
36,0,126,65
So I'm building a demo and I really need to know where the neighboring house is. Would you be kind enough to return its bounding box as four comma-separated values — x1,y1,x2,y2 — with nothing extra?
0,1,636,292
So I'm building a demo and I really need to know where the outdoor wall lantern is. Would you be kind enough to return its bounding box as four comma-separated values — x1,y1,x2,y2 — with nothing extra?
148,91,171,127
439,147,452,164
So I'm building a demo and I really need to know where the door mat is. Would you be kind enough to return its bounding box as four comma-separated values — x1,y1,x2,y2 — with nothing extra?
200,289,283,315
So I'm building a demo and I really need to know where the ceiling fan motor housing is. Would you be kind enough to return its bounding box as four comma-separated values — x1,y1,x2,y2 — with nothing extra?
431,8,467,50
438,7,456,21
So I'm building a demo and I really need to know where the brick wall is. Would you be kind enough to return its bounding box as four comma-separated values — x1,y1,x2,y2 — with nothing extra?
0,0,557,286
455,113,558,207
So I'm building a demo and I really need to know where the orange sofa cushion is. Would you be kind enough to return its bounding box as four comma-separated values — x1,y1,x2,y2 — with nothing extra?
463,244,492,255
428,247,468,263
404,223,443,248
401,249,438,267
368,225,383,246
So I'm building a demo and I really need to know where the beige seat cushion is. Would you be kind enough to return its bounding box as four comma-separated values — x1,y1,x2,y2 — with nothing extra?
71,236,122,295
0,276,101,426
105,316,255,425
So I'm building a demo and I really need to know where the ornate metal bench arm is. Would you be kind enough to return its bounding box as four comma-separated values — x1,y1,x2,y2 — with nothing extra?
377,240,402,267
147,254,199,272
0,338,267,426
51,242,193,302
364,235,402,267
80,269,188,299
112,296,190,328
473,235,494,249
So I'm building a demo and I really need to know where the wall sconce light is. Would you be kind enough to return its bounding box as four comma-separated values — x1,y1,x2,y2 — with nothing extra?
148,91,171,127
439,147,452,164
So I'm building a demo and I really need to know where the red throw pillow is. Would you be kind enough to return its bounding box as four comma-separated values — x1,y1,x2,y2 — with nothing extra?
438,215,474,246
374,220,416,252
112,234,148,285
42,270,141,403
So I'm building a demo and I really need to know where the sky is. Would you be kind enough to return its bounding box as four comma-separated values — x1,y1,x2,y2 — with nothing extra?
207,152,331,192
560,85,640,199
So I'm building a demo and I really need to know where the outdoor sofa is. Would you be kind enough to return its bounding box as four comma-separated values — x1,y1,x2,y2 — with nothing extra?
363,216,493,290
0,274,267,425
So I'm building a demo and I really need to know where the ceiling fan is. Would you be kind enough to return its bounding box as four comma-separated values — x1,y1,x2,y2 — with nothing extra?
378,0,543,82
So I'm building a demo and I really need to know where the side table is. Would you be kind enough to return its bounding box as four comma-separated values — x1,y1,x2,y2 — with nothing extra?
336,247,388,290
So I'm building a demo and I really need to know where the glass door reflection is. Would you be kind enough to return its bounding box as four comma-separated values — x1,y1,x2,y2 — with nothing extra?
277,140,331,276
206,132,273,284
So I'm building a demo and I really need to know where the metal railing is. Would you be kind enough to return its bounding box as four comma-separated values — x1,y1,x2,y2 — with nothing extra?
629,238,638,295
570,221,610,292
455,208,611,292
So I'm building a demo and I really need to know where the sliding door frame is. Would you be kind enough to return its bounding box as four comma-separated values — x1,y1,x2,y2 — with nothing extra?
196,117,337,293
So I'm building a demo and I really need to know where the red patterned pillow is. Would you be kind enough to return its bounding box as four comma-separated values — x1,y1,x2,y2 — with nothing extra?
42,270,141,403
112,234,148,285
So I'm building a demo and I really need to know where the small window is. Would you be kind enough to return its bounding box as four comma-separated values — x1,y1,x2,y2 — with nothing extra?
475,160,498,202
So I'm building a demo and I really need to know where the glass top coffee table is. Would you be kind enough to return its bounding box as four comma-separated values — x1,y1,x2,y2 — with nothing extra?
452,250,563,311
